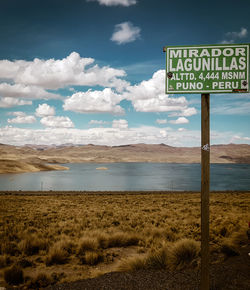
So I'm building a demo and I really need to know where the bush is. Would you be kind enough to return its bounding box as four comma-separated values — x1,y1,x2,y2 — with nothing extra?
17,258,33,268
1,241,20,256
19,235,47,256
27,273,52,288
221,242,240,257
0,255,11,268
81,251,103,265
117,256,146,272
4,265,24,285
145,246,169,269
46,245,68,266
169,239,200,270
107,232,140,248
77,237,99,255
117,245,169,272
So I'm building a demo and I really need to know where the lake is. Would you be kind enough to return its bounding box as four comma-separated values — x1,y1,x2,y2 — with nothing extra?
0,163,250,191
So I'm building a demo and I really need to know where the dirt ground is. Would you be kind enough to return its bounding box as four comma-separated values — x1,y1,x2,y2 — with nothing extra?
44,245,250,290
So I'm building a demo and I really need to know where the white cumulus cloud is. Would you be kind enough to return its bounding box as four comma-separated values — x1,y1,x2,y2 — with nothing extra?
221,27,248,44
0,97,32,108
89,120,109,125
156,119,167,124
111,22,141,45
7,112,36,124
40,116,74,128
0,52,129,91
63,88,125,115
112,119,128,129
123,70,197,115
35,104,55,117
87,0,136,6
0,83,60,100
169,117,189,124
0,125,202,147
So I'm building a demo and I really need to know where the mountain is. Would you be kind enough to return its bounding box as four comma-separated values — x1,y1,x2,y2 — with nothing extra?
0,143,250,174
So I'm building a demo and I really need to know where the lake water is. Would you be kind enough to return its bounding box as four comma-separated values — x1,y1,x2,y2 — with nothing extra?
0,163,250,191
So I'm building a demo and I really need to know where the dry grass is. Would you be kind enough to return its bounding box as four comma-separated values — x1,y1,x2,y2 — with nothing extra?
0,191,249,288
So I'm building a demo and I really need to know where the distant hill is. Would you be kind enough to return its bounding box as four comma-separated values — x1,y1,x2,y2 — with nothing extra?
0,143,250,173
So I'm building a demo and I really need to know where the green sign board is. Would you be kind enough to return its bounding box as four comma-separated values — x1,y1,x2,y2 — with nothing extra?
165,43,250,94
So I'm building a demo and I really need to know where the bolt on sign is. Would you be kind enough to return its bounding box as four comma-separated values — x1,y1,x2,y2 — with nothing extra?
164,44,249,94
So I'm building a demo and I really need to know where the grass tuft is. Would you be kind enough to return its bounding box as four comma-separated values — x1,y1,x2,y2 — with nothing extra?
221,241,240,257
117,256,146,272
107,232,140,248
77,237,99,255
27,273,52,288
46,244,69,266
145,246,169,269
0,255,11,269
169,239,200,270
18,234,47,256
80,251,103,265
4,265,24,285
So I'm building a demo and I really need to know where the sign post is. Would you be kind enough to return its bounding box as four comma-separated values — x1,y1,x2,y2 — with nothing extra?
201,93,210,290
164,43,249,290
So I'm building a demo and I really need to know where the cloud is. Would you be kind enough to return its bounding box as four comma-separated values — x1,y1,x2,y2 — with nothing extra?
87,0,136,6
40,116,74,128
0,83,60,100
35,104,55,117
0,52,129,91
221,27,248,44
1,125,249,147
111,22,141,45
124,70,193,113
156,119,167,124
89,120,109,125
112,119,128,129
63,88,125,115
230,135,250,143
169,117,189,124
169,107,197,117
0,125,202,147
0,97,32,108
7,112,36,124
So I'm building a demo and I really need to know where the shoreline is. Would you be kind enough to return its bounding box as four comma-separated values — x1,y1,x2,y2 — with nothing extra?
0,190,249,195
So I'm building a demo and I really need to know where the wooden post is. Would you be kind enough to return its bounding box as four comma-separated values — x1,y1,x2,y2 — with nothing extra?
201,93,210,290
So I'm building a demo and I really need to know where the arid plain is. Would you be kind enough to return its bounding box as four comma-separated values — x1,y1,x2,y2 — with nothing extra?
0,143,250,288
0,192,249,288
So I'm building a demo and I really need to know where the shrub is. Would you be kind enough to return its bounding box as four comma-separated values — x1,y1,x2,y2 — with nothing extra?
4,265,24,285
145,246,169,270
95,232,109,249
0,255,11,268
169,239,200,270
81,251,103,265
117,256,146,272
107,232,140,248
17,258,33,268
27,273,52,288
54,238,76,255
77,237,99,255
19,235,47,256
1,241,20,256
221,241,240,257
46,244,68,266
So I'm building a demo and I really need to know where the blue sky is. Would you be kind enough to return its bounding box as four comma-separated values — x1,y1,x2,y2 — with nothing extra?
0,0,249,146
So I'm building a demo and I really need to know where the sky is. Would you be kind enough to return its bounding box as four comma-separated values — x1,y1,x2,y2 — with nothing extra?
0,0,249,147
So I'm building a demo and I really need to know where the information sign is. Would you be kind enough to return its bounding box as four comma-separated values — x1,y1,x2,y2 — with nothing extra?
165,44,249,94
